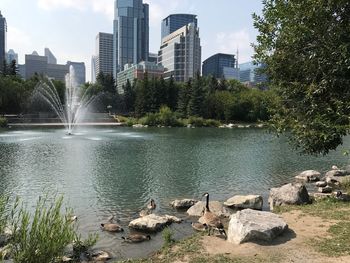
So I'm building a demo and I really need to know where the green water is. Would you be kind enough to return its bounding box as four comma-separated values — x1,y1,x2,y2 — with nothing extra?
0,127,349,259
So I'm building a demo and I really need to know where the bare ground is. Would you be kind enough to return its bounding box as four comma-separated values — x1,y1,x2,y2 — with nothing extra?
200,210,350,263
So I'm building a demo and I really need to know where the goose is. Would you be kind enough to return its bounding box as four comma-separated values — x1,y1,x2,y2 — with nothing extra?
200,193,226,238
101,221,124,233
121,234,151,243
139,199,157,217
147,199,156,210
191,222,208,232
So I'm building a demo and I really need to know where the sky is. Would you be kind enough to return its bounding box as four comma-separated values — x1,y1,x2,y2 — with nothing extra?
1,0,263,82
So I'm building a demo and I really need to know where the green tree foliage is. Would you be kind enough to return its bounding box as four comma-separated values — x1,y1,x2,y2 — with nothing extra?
188,73,205,117
123,79,136,113
253,0,350,154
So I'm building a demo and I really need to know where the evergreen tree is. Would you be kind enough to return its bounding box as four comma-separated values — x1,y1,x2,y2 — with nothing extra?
10,60,18,76
188,73,204,117
123,79,135,113
177,80,191,117
166,76,178,111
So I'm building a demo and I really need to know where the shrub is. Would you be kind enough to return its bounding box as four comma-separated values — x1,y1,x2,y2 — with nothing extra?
139,113,158,126
162,227,175,248
8,195,97,263
0,117,7,128
157,106,182,127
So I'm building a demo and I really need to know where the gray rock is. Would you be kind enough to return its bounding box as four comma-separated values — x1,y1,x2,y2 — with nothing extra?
325,175,350,185
170,199,198,209
186,201,230,217
224,195,263,210
325,170,347,177
129,214,182,232
227,209,288,244
318,186,332,193
295,170,321,182
315,181,327,187
268,183,310,211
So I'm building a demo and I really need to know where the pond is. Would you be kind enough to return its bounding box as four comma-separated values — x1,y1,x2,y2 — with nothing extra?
0,127,349,259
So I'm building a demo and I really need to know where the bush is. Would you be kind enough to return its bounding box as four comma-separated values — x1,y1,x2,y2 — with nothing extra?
7,195,97,263
162,227,175,248
0,117,7,128
157,106,182,127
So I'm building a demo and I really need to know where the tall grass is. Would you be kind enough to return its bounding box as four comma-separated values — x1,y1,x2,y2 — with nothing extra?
0,194,97,263
0,117,7,128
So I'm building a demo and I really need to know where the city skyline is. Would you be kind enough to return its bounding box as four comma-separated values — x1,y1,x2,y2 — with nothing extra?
1,0,263,82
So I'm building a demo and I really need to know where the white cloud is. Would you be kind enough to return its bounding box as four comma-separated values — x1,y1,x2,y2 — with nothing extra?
7,26,34,64
215,29,254,63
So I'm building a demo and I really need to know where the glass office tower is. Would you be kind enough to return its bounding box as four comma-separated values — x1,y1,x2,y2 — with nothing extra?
0,11,7,72
161,14,198,40
202,53,238,79
113,0,149,79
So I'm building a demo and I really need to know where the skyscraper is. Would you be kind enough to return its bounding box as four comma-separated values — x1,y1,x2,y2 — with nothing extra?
45,48,57,64
67,61,86,86
7,49,18,64
202,53,239,80
113,0,149,79
92,32,113,82
161,14,197,40
158,22,201,82
0,11,7,72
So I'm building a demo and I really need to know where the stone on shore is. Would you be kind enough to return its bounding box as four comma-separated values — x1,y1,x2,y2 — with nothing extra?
312,193,332,200
315,181,327,187
318,186,332,193
295,170,320,182
325,175,350,185
170,199,198,209
227,209,288,244
129,214,182,232
268,183,310,211
224,195,263,210
187,201,230,217
325,170,347,177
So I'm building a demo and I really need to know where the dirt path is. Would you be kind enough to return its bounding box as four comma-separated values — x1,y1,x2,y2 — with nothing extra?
201,210,350,263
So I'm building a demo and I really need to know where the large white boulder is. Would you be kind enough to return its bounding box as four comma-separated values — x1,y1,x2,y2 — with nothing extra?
129,214,182,232
227,209,288,244
268,183,310,210
186,201,230,217
295,170,320,182
224,195,263,210
325,170,348,177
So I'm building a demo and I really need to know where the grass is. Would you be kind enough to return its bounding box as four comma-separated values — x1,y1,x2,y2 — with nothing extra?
0,117,7,128
274,197,350,257
340,178,350,193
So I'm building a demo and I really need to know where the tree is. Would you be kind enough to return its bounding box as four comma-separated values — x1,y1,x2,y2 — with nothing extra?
123,79,136,113
177,81,191,117
10,60,18,76
253,0,350,155
96,72,116,93
188,73,205,117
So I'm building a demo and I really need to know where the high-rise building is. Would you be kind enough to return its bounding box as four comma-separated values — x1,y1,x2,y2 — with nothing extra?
67,61,86,86
148,52,158,64
24,49,83,82
0,11,7,72
45,48,57,64
158,22,201,82
239,61,267,85
6,49,18,63
161,14,197,40
117,61,164,93
113,0,149,79
92,32,113,82
202,53,239,80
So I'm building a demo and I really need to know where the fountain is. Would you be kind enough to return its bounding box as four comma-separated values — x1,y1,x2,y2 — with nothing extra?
33,66,96,135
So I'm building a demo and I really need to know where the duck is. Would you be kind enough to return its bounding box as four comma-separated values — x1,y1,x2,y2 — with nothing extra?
121,234,151,243
191,222,208,232
200,193,226,238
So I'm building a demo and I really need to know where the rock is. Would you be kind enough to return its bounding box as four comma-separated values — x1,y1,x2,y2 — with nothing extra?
132,124,147,128
227,209,288,244
325,170,347,177
129,214,182,232
0,233,10,247
268,183,310,210
170,199,198,209
224,195,263,210
325,175,350,185
62,256,73,262
315,181,327,187
295,170,320,182
332,165,339,170
186,201,230,217
318,186,332,193
345,165,350,174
